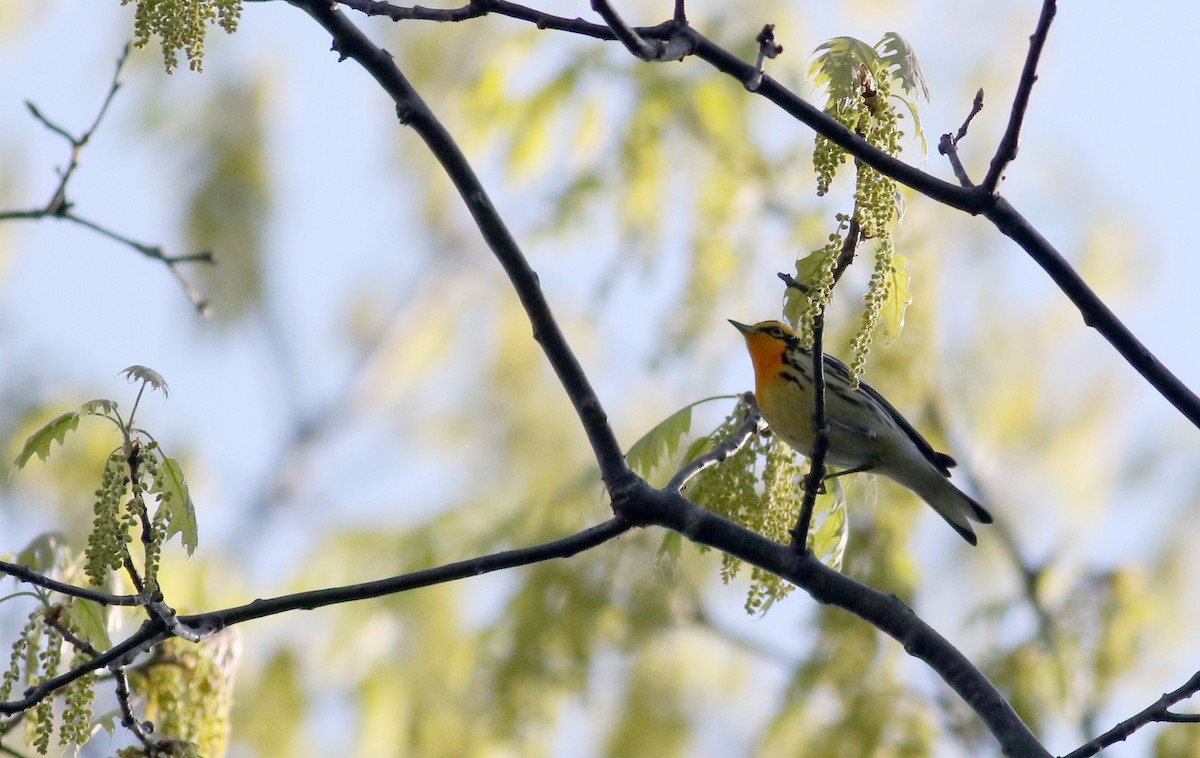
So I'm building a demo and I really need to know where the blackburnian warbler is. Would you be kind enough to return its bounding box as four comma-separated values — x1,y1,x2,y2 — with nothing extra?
731,319,992,545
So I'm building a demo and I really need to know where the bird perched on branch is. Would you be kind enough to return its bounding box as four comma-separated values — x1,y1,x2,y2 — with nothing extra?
730,319,992,545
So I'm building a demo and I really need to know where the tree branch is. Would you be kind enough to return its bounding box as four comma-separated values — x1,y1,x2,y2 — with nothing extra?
1065,669,1200,758
340,0,1200,429
285,7,1048,754
630,485,1051,758
0,43,213,314
0,561,143,606
290,0,637,495
982,0,1057,194
665,392,763,492
181,515,633,628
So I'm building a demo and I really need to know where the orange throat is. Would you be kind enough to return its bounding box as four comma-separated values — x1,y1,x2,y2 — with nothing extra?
743,332,787,397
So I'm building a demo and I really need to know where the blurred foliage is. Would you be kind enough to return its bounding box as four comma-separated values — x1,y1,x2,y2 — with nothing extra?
0,1,1196,757
184,81,270,323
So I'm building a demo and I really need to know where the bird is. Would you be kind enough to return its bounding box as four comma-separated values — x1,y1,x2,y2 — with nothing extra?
730,319,992,544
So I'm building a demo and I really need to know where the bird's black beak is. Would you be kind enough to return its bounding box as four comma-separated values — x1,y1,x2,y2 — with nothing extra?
728,319,752,335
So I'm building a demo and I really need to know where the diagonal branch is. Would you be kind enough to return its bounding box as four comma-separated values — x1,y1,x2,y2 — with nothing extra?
981,0,1057,194
1065,669,1200,758
290,0,636,494
345,0,1200,429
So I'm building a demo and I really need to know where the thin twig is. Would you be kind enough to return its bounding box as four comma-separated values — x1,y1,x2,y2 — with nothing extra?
746,24,783,92
981,0,1056,194
0,561,142,606
938,133,974,188
112,666,157,750
955,88,985,145
1065,669,1200,758
666,393,764,492
1,42,212,314
791,314,828,549
788,220,858,548
938,89,984,187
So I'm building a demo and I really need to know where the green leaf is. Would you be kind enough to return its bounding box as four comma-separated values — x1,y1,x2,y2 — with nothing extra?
156,457,198,556
898,95,928,158
783,247,833,327
13,411,80,469
655,531,682,578
15,531,70,574
875,32,930,101
78,399,118,418
66,598,112,651
810,37,881,102
121,365,170,398
626,405,694,479
879,254,912,342
810,479,848,572
626,396,741,478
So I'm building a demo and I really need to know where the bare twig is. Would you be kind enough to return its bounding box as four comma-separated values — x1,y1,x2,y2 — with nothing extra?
1065,670,1200,758
0,561,142,606
938,89,984,187
112,666,156,750
954,88,985,145
0,43,213,314
745,24,783,92
938,133,974,188
791,314,828,549
981,0,1056,194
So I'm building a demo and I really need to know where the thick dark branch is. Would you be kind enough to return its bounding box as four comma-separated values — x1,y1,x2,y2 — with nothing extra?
627,485,1050,758
1065,669,1200,758
0,561,142,606
985,197,1200,427
291,0,637,493
181,516,632,628
982,0,1056,194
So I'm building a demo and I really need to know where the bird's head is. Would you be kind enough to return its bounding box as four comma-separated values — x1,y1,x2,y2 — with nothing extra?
729,320,797,386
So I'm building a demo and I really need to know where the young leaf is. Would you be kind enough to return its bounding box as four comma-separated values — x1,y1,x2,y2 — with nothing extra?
15,531,70,574
156,457,198,556
121,365,170,398
880,254,912,342
655,531,682,578
78,399,118,418
13,411,80,469
810,480,848,572
626,405,693,479
876,32,930,101
66,599,112,651
810,37,881,101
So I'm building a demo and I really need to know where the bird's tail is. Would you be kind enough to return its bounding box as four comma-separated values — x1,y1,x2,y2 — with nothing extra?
897,467,992,546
